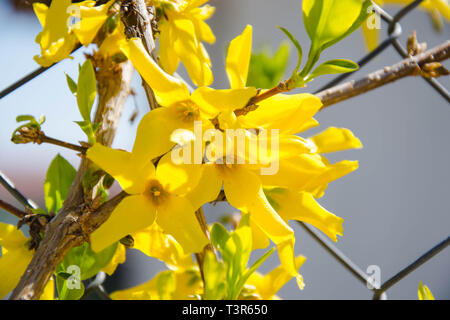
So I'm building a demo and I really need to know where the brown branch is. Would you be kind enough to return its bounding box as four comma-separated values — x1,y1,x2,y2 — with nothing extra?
9,56,134,300
121,0,159,110
317,41,450,109
0,199,26,218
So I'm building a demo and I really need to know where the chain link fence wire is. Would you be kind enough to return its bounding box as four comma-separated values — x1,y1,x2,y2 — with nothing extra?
0,0,449,300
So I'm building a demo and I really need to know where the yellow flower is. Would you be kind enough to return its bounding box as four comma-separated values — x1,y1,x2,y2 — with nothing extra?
0,222,54,299
118,36,256,161
156,0,216,86
86,144,209,254
71,0,116,47
245,255,306,300
33,0,79,67
363,0,450,51
418,281,435,300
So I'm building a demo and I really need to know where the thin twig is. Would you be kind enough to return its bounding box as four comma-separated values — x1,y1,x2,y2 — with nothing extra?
0,199,27,218
317,41,450,108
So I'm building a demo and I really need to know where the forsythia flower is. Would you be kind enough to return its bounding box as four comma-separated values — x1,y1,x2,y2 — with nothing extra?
0,222,54,299
418,281,435,300
86,145,209,254
33,0,78,67
33,0,119,67
362,0,450,51
155,0,216,86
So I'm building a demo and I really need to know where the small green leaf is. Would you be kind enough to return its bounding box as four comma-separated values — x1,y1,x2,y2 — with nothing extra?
309,59,359,79
56,272,85,300
66,74,78,95
203,251,226,300
16,115,37,123
44,154,76,214
75,120,96,145
61,242,118,281
233,247,275,300
211,223,230,250
77,60,97,122
278,26,303,80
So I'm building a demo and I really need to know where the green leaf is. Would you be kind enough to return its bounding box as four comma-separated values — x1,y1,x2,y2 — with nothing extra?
66,74,78,95
303,0,371,51
203,251,226,300
233,247,276,299
247,42,290,89
77,60,97,122
277,26,302,80
44,154,76,214
56,274,85,300
309,59,359,79
301,0,371,76
61,241,118,281
210,223,231,250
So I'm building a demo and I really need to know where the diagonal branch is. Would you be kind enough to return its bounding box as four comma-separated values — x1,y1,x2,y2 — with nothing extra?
317,41,450,108
9,56,134,300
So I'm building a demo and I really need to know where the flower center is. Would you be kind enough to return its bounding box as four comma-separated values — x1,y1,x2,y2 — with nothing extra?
174,100,200,123
143,179,169,207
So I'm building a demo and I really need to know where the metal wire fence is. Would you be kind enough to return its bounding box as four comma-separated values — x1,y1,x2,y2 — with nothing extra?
0,0,449,300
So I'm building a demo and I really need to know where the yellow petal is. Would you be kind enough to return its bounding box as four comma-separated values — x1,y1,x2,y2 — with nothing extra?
305,160,359,198
120,38,191,105
156,195,209,254
222,166,297,275
226,25,252,89
0,222,29,249
0,241,33,299
250,218,271,250
132,224,194,270
155,152,203,195
33,3,48,27
259,153,328,189
238,93,322,135
171,18,213,87
430,0,450,20
40,277,55,300
185,164,223,210
418,281,435,300
309,127,362,154
361,14,380,52
90,195,157,252
131,107,181,163
159,21,181,75
268,189,344,241
102,244,126,276
249,255,306,299
87,143,155,194
191,86,257,117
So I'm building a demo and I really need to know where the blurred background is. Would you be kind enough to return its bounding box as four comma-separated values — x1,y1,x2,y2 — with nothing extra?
0,0,449,299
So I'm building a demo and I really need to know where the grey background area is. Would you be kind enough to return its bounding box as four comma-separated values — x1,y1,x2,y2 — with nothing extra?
0,0,449,299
